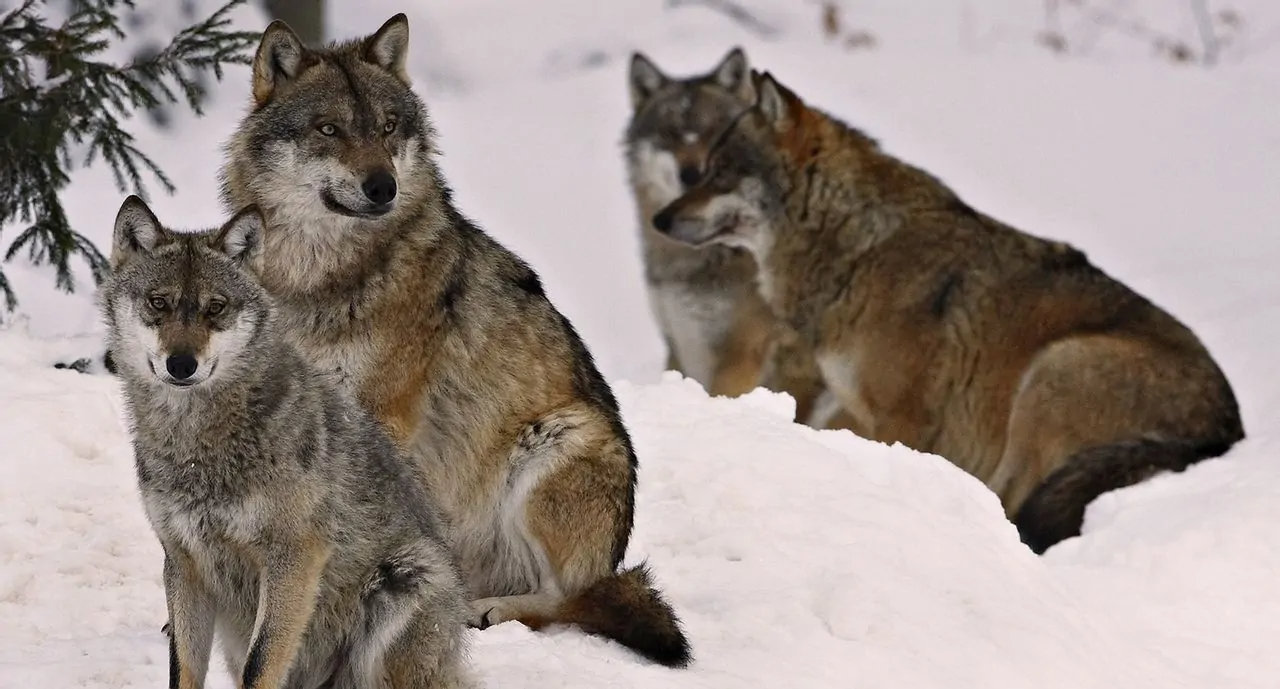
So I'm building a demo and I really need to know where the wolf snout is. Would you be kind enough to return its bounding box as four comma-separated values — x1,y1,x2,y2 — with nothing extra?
652,204,713,247
362,170,398,206
678,165,702,188
165,353,199,382
652,207,675,233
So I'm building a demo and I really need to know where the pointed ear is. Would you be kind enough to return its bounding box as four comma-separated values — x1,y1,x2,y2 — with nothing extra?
629,52,668,108
112,195,170,268
252,20,307,107
710,47,752,101
364,13,411,84
211,206,264,266
756,72,793,131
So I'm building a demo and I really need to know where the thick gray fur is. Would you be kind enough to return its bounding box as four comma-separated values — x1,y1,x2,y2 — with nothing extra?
100,195,475,689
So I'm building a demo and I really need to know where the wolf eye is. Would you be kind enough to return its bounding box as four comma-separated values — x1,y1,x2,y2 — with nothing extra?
148,296,167,311
206,301,226,316
318,123,338,136
383,120,397,134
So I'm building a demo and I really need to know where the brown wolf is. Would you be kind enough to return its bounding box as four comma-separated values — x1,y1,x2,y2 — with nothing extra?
218,15,691,666
653,70,1244,553
625,47,851,429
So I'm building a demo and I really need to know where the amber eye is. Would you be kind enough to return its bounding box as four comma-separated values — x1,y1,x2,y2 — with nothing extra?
318,123,338,136
148,296,167,311
383,120,397,134
206,301,225,316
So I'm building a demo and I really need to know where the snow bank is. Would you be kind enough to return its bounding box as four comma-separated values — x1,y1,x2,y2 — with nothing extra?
0,337,1179,688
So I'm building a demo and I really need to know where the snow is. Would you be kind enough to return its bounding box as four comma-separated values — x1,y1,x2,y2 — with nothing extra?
3,1,1280,687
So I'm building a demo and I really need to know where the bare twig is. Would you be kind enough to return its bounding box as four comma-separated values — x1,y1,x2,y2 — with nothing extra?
1189,0,1219,66
1038,0,1069,53
664,0,780,39
1036,0,1239,66
821,1,838,40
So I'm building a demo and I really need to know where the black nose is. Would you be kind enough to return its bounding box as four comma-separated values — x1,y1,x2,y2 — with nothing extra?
679,166,702,187
361,170,398,205
652,208,673,232
165,354,199,380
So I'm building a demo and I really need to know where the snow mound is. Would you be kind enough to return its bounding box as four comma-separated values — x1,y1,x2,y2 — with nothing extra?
0,334,1180,688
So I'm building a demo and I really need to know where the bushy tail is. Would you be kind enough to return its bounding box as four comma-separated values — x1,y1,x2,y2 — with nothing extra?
1014,438,1236,554
525,563,692,668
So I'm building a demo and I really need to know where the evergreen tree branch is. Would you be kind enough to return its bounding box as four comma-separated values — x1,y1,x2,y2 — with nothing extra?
0,0,258,315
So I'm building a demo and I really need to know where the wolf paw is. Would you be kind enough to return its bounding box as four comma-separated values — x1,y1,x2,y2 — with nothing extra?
466,598,507,630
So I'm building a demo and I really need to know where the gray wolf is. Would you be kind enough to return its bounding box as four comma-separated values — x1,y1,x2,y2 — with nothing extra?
100,195,475,688
217,15,691,666
625,47,848,429
652,70,1245,554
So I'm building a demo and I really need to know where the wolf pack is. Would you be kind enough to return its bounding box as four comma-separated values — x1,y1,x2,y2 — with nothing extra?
90,12,1243,689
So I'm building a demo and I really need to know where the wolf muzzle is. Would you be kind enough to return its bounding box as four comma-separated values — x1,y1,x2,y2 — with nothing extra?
165,353,200,386
652,204,716,247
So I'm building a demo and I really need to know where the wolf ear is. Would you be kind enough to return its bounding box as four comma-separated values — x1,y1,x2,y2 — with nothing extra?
112,195,170,268
364,13,411,84
212,206,264,266
711,47,752,101
252,20,307,107
755,72,793,131
629,52,668,108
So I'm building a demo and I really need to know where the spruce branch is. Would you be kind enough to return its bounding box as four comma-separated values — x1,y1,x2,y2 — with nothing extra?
0,0,259,316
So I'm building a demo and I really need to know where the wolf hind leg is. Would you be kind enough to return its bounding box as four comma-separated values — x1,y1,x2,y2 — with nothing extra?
380,609,476,689
332,545,471,688
462,452,616,631
469,418,692,667
464,438,624,631
993,333,1241,553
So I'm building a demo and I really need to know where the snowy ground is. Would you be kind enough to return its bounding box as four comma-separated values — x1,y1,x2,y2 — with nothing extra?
3,1,1280,687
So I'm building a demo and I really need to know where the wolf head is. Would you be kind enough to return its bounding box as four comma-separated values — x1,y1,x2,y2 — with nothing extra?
100,196,271,391
625,47,756,206
220,14,434,237
650,71,799,257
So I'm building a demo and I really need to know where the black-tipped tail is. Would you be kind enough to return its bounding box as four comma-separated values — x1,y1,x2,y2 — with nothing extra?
1015,438,1236,554
534,563,692,668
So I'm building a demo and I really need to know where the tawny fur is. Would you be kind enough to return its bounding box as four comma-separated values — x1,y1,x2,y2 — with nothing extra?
654,71,1244,553
218,15,691,666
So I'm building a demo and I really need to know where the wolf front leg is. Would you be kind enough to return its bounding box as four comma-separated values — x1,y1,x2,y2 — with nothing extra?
241,538,331,689
163,547,216,689
706,297,774,399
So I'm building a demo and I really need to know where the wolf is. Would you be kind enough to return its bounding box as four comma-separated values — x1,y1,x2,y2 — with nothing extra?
216,15,691,667
625,47,849,429
625,47,767,396
652,71,1245,554
100,196,474,689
